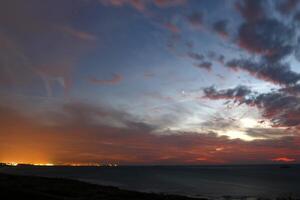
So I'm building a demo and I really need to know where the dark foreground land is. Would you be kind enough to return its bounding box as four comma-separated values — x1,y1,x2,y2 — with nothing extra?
0,173,199,200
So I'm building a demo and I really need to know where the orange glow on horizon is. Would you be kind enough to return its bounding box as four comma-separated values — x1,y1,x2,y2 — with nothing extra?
271,157,296,162
1,162,118,167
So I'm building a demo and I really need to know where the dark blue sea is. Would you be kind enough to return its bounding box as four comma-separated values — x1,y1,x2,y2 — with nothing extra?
1,165,300,198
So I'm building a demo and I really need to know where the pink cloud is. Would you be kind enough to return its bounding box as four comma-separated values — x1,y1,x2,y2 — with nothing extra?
164,22,180,33
60,26,97,41
100,0,146,11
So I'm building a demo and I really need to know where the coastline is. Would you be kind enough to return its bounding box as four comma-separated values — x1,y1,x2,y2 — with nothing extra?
1,172,299,200
0,172,200,200
1,165,300,200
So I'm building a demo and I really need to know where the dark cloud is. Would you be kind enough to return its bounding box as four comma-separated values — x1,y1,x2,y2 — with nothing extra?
220,1,300,132
203,85,252,102
189,51,225,71
237,19,295,62
235,0,266,23
294,11,300,22
187,12,203,28
207,51,225,64
279,84,300,95
187,52,204,61
245,128,292,139
201,115,240,131
203,85,300,129
250,92,300,128
194,62,212,71
233,0,295,61
276,0,299,15
294,38,300,62
226,59,300,86
212,20,228,38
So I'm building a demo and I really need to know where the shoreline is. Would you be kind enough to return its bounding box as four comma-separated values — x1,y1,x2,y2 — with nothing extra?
1,172,299,200
0,172,201,200
1,166,300,200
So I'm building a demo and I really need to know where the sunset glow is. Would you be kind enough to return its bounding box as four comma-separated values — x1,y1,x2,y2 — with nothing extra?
1,0,300,165
271,157,296,163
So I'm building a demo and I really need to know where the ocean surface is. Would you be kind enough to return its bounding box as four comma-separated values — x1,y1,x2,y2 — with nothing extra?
1,165,300,198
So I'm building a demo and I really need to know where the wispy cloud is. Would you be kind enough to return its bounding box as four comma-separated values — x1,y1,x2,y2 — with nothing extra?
60,26,97,41
89,74,123,85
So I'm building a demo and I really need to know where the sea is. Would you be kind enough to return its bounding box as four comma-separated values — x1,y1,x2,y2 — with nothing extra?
1,165,300,199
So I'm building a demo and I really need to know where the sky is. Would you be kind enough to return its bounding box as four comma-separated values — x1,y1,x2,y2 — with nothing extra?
1,0,300,165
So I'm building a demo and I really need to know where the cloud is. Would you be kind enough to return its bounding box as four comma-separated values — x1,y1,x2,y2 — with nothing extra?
245,128,293,139
186,51,223,71
1,101,300,164
250,92,300,128
200,115,241,132
212,20,228,38
0,30,76,97
294,11,300,23
187,52,204,61
234,2,296,62
0,32,36,86
200,114,295,141
279,84,300,95
194,62,212,71
144,71,155,78
237,18,295,62
0,1,97,97
153,0,186,8
187,12,203,28
164,22,181,33
99,0,146,11
276,0,299,15
60,26,97,41
89,73,123,85
145,91,173,102
99,0,186,11
235,0,266,23
203,85,252,102
203,85,300,129
207,51,225,64
226,59,300,86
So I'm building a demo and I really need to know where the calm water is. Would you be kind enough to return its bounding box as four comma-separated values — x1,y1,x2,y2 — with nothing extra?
1,165,300,198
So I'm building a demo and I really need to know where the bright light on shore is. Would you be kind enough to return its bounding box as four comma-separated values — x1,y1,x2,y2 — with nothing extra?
33,163,54,166
1,162,119,167
4,162,18,166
